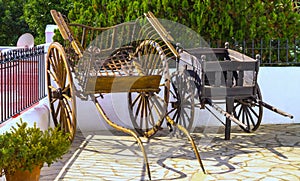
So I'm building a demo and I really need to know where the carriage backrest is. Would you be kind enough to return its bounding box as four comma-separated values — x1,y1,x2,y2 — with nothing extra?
50,10,179,60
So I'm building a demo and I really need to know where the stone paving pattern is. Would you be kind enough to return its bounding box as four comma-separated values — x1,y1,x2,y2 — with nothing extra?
39,123,300,181
6,123,300,180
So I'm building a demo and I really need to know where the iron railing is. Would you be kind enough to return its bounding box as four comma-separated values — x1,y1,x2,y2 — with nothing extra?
0,46,46,123
209,39,300,66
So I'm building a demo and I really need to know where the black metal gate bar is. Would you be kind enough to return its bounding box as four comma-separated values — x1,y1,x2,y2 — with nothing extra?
0,46,46,124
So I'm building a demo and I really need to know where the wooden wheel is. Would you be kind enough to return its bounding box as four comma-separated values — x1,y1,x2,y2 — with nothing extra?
233,85,263,132
169,70,199,135
128,40,170,138
46,42,77,141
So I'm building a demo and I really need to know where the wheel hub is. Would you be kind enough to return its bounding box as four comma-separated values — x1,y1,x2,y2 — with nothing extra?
171,100,181,109
52,88,64,100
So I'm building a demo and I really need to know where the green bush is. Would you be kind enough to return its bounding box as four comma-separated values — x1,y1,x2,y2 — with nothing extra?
0,119,71,176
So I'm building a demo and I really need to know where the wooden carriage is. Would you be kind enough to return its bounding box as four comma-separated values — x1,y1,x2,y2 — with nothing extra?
47,10,293,180
47,10,205,180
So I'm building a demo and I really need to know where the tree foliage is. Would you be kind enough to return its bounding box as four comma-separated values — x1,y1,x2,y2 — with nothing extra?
0,0,30,46
0,0,299,45
60,0,300,43
23,0,69,44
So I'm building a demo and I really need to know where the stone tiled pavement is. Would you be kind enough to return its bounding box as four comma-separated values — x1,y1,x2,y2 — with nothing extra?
20,124,300,180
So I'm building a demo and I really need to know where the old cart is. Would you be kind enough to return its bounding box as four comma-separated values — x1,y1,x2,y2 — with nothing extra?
47,10,206,180
168,43,294,140
47,10,293,179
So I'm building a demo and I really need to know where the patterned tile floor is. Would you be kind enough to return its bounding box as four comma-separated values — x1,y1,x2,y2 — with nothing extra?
40,124,300,181
2,124,300,181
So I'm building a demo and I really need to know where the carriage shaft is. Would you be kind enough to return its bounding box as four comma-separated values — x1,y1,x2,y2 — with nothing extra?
259,100,294,119
208,100,248,129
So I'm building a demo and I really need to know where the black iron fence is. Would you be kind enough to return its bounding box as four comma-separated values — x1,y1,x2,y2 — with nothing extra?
0,46,46,123
209,39,300,66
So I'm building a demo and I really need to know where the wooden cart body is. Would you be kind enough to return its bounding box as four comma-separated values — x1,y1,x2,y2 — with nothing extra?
171,46,293,140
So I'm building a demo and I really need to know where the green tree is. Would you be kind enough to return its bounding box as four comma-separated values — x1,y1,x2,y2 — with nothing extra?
23,0,69,44
1,0,299,46
61,0,300,43
0,0,30,46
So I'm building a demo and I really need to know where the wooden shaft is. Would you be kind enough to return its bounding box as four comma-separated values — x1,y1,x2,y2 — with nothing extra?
166,116,206,174
209,101,248,129
259,100,294,119
93,96,152,180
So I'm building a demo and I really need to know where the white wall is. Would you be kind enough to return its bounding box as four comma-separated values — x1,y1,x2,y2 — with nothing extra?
0,98,50,134
75,67,299,131
258,67,299,124
1,67,299,133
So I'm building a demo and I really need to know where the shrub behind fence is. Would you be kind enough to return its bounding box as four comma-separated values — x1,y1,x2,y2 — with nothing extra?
0,46,46,123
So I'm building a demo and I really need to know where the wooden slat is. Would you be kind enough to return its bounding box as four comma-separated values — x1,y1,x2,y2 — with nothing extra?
85,75,162,93
227,49,254,62
202,86,255,98
202,61,258,72
144,12,180,58
187,47,227,55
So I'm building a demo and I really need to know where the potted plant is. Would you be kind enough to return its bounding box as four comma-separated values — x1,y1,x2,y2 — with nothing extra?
0,119,71,181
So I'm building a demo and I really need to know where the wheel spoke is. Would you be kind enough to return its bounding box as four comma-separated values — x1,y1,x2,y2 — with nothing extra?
172,110,179,123
61,99,73,132
50,97,58,104
49,56,58,73
241,106,246,124
236,104,243,119
47,70,59,84
131,93,142,109
136,97,143,127
234,100,241,109
149,95,165,117
146,97,156,126
55,102,62,119
244,107,250,130
245,107,256,128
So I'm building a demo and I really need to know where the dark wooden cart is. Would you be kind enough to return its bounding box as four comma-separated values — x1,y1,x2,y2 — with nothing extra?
168,43,294,140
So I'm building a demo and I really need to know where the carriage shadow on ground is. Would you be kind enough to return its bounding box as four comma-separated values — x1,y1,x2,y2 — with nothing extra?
39,123,300,181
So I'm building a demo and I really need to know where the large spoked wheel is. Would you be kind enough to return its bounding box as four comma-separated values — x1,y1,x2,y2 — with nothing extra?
46,42,77,141
233,85,263,132
169,69,199,135
128,40,170,138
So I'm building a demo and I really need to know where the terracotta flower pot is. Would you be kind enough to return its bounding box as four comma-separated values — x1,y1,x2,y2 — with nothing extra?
5,165,41,181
